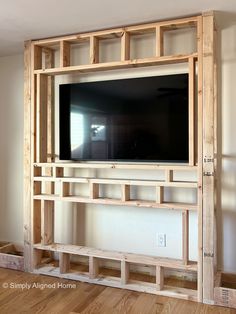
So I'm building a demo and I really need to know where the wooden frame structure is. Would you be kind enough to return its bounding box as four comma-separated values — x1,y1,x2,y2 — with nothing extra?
23,12,223,305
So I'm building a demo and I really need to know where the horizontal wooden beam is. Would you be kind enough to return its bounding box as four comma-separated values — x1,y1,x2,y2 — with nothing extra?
34,54,198,76
33,162,198,171
33,194,198,211
34,242,198,271
34,176,198,188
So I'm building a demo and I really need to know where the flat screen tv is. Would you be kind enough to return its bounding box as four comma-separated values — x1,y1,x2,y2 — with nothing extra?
59,74,189,162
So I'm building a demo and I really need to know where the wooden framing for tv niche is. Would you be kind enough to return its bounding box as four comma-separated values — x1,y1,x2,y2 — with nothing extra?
24,12,221,305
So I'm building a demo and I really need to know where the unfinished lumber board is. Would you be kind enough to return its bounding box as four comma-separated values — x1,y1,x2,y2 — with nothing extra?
121,31,130,61
60,41,71,67
156,26,164,57
41,200,54,245
36,73,48,162
33,243,198,271
121,261,130,285
202,12,216,305
34,53,198,76
33,194,198,211
121,185,130,202
188,57,195,166
156,266,164,290
89,256,99,279
59,253,70,274
33,162,198,171
197,14,203,303
182,210,189,265
156,186,164,204
24,41,32,272
90,36,99,64
0,253,24,271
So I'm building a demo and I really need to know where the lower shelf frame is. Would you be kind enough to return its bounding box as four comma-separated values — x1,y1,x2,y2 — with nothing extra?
33,242,198,301
33,264,198,301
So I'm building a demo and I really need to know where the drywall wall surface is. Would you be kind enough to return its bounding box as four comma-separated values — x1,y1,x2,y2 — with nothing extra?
216,12,236,273
0,54,24,244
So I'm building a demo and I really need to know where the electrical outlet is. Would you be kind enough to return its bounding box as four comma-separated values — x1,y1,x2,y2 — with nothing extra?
157,233,166,247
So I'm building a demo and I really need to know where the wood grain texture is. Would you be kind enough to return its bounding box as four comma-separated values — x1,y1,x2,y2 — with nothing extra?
24,41,32,272
202,12,216,305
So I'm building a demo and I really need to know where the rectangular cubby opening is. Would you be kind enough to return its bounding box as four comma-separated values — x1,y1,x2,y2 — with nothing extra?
129,185,156,202
130,29,156,60
99,184,121,200
41,166,54,177
128,263,156,284
70,40,90,66
34,249,56,268
163,27,197,56
40,44,60,69
97,258,121,278
99,37,121,63
164,187,197,205
173,170,197,183
164,269,197,290
68,254,89,274
70,182,90,198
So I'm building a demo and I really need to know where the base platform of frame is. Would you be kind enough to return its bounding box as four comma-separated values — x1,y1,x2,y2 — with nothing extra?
33,243,198,302
33,263,198,301
0,242,24,271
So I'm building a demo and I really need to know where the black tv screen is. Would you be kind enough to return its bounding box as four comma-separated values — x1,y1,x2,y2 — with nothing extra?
59,74,189,162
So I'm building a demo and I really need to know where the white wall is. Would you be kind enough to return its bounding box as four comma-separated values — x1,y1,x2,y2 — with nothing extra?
0,54,24,243
0,12,236,272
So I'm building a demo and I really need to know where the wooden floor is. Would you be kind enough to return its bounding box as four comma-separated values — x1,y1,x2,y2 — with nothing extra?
0,269,235,314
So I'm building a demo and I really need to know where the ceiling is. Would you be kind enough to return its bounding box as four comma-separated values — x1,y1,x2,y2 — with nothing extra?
0,0,236,57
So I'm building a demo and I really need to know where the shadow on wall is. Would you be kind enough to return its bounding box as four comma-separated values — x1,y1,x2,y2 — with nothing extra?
216,11,236,272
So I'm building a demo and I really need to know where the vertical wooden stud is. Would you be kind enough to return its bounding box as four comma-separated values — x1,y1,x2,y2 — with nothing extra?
24,41,32,271
197,15,203,303
189,57,195,166
61,182,70,197
36,73,48,162
33,249,42,268
165,170,173,182
202,12,216,305
156,26,164,57
33,200,41,244
60,41,71,67
89,256,99,279
121,31,130,61
33,45,42,70
44,48,55,163
90,36,99,64
156,186,164,203
182,210,189,265
90,183,99,199
121,260,130,285
156,266,164,290
55,167,64,178
41,200,54,245
59,252,70,273
121,184,130,201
